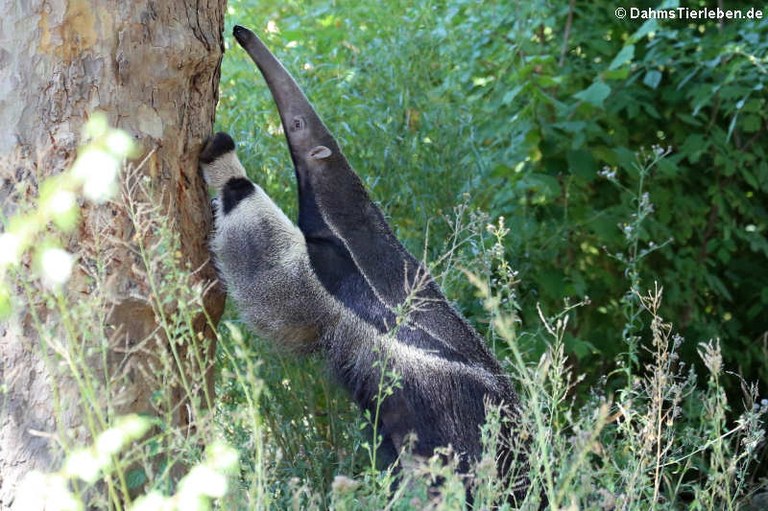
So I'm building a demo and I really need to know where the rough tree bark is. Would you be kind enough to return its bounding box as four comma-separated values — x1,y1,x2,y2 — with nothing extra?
0,1,227,507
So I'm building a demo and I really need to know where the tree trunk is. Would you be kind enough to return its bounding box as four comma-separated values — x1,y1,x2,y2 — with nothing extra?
0,1,227,507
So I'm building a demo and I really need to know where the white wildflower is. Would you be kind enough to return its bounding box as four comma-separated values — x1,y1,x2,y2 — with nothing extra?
0,232,22,267
40,248,74,288
71,149,120,203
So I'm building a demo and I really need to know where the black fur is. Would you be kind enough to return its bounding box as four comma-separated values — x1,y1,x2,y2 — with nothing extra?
199,132,236,164
221,178,255,215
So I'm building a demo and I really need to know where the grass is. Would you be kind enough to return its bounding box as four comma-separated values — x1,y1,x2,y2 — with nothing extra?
2,1,767,510
5,140,765,508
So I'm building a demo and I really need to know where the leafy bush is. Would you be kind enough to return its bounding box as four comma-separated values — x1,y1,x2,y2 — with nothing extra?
220,0,768,388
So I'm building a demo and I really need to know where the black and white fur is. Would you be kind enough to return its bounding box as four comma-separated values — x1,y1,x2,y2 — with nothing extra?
199,25,528,498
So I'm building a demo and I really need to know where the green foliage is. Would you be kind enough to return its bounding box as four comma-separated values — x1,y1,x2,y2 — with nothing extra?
219,0,768,391
436,0,768,387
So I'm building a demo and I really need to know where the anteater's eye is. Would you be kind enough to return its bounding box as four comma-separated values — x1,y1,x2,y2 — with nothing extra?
290,116,306,132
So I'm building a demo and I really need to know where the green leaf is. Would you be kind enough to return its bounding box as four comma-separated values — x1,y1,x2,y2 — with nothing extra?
680,134,708,164
501,84,524,105
574,81,611,108
565,334,597,360
705,274,733,301
556,121,587,134
603,66,630,81
677,114,704,127
609,45,635,70
742,169,759,190
629,19,660,43
536,269,567,298
742,114,761,133
127,468,148,490
643,70,662,90
516,173,561,199
613,147,637,170
567,150,597,181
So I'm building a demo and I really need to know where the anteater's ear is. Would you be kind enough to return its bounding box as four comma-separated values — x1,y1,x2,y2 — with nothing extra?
232,26,481,349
